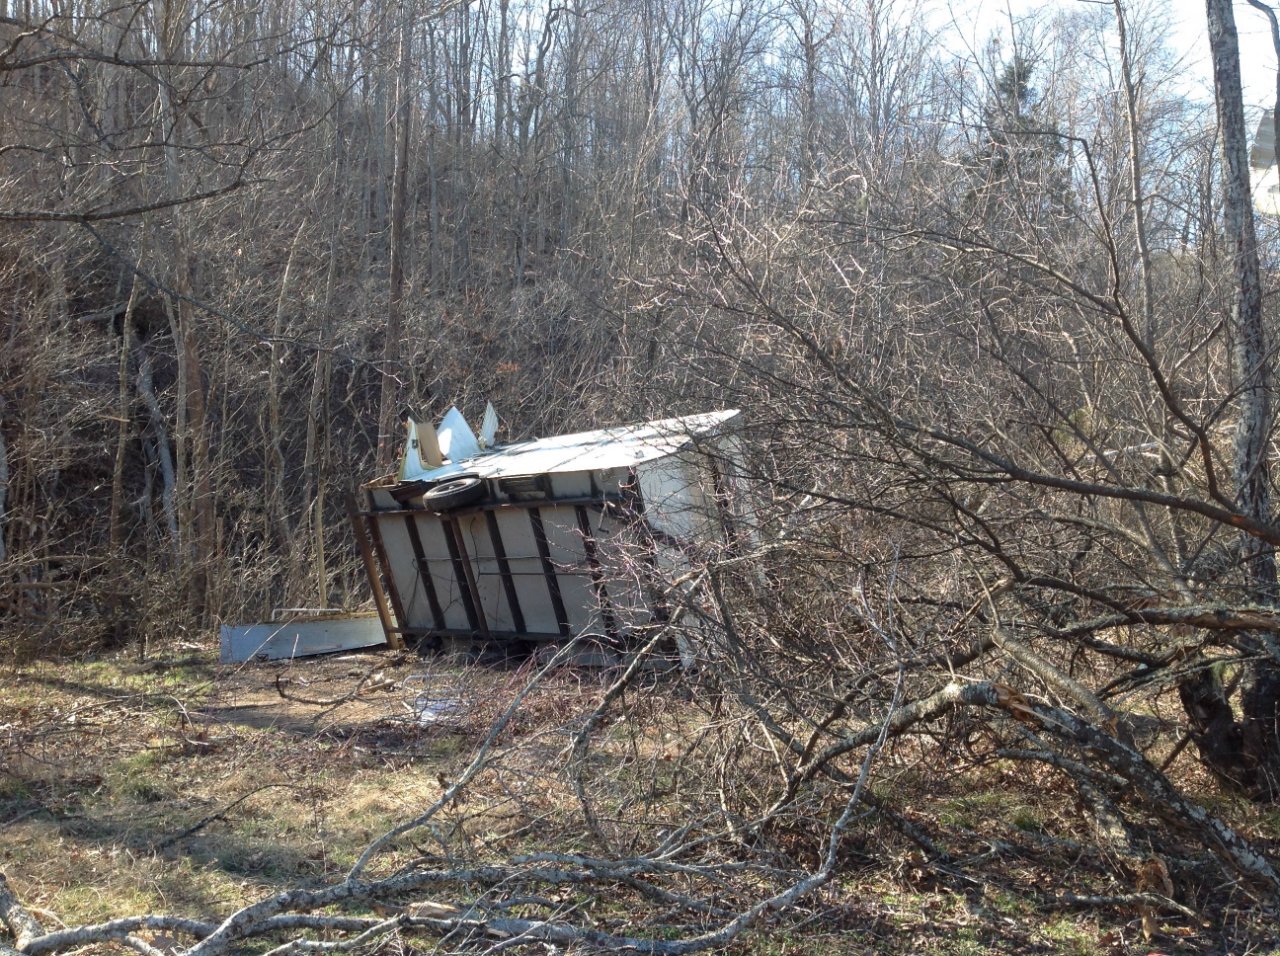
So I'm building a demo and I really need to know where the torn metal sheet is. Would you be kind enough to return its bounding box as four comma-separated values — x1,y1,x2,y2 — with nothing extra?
396,410,740,485
1251,110,1280,217
437,406,481,462
220,612,386,663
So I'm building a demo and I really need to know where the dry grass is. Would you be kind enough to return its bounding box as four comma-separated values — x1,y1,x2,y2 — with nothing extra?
0,649,594,923
0,645,1276,955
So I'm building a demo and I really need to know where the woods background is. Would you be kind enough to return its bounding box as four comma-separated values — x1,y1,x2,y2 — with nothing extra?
2,0,1173,637
5,0,1280,950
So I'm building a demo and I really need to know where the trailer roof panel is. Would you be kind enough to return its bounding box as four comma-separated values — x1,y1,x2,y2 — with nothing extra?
402,409,741,482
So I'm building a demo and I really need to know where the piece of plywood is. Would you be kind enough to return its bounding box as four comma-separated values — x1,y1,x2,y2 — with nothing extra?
220,614,386,663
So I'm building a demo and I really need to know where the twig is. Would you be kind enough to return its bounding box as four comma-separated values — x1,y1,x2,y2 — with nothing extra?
568,586,701,849
1159,732,1192,773
1052,892,1208,925
274,669,392,706
0,808,52,831
345,637,584,881
120,936,166,956
154,785,299,849
258,916,402,956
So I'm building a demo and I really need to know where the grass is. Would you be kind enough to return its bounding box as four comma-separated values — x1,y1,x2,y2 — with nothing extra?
0,650,478,924
1,647,1277,955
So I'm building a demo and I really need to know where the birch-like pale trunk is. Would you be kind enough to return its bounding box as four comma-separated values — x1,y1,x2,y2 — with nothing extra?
266,218,307,565
1199,0,1280,800
1208,0,1273,589
109,243,147,553
134,341,181,558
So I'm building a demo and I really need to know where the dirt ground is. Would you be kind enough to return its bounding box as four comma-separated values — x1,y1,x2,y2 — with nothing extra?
1,645,1276,956
0,647,576,917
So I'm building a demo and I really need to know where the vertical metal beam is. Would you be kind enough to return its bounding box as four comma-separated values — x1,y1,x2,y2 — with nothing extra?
485,510,527,634
575,505,618,642
623,469,669,623
363,509,407,650
449,516,491,639
529,507,571,636
344,491,398,648
402,513,446,631
441,515,484,636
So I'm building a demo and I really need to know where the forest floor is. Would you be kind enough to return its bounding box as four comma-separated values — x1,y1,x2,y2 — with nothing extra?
0,644,1276,956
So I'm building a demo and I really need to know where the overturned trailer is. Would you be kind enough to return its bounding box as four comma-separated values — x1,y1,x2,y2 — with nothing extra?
346,409,744,656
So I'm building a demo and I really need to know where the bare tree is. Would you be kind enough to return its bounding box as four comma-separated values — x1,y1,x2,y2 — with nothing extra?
1201,0,1280,797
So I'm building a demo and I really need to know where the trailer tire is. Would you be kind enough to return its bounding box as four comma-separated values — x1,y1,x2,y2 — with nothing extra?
388,479,431,504
422,475,486,511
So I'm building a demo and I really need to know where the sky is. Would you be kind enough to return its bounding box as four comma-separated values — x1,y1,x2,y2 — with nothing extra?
937,0,1280,114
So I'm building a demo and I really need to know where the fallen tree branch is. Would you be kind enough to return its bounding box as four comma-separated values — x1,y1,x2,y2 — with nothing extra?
787,681,1002,796
347,637,584,880
1051,892,1207,925
1048,604,1280,637
1012,701,1280,899
994,749,1130,789
274,670,392,706
258,916,401,956
21,916,216,955
0,873,43,951
726,681,950,861
991,626,1119,729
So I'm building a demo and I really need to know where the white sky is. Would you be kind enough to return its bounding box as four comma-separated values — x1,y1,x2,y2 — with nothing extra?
937,0,1280,114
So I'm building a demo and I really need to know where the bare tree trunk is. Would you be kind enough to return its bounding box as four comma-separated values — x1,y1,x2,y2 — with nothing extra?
1209,0,1273,591
1195,0,1280,800
0,392,8,566
134,341,180,558
303,70,350,609
789,0,822,185
427,34,441,293
267,219,307,566
1111,1,1192,579
156,4,217,616
304,330,333,606
377,16,414,471
109,242,147,552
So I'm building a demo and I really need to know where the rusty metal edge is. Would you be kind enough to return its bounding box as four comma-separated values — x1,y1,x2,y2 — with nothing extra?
344,491,398,649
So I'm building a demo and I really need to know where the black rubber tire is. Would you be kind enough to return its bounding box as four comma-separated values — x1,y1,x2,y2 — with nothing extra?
421,475,486,511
